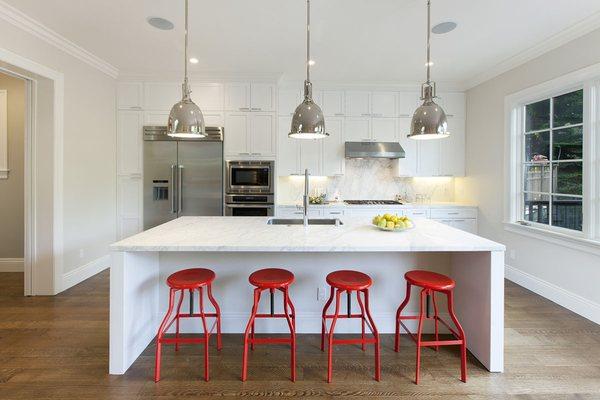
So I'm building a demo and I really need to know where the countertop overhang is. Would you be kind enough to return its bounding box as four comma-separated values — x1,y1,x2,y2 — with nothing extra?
111,217,505,253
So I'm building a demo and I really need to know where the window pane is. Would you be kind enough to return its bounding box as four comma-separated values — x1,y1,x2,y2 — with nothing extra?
523,193,549,225
552,162,582,195
553,89,583,127
552,126,582,161
525,131,550,162
524,164,550,193
525,99,550,132
552,196,582,231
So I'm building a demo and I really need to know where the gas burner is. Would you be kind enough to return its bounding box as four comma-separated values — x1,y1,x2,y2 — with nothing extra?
344,200,403,205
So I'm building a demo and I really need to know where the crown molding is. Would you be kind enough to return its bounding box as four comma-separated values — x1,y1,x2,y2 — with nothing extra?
0,0,118,78
463,11,600,90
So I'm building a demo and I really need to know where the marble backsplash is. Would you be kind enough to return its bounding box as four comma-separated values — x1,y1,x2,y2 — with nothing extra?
277,159,456,204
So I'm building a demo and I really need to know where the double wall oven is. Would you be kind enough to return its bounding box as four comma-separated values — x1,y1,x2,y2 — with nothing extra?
224,160,275,217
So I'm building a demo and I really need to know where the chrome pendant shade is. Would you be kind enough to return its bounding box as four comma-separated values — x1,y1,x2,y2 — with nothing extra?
408,0,449,140
289,0,328,139
168,0,205,138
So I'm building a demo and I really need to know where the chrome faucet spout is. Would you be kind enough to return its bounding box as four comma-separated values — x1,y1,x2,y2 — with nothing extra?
303,169,309,227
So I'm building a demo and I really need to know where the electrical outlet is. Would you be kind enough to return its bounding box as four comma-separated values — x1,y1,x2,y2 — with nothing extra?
509,249,516,260
317,286,329,301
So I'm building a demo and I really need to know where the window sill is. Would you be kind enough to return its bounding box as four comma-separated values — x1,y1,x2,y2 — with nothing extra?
504,222,600,256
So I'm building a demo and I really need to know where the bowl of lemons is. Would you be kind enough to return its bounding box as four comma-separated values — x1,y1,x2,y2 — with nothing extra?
372,213,414,232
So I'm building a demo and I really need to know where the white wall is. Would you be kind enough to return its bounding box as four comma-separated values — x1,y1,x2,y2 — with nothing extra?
0,19,116,291
456,27,600,322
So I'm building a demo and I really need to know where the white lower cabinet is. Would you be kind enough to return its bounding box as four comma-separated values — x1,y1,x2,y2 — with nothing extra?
117,175,143,239
276,208,322,218
433,218,477,234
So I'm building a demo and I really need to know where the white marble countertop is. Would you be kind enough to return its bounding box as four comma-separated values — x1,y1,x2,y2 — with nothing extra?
276,202,477,208
111,217,504,252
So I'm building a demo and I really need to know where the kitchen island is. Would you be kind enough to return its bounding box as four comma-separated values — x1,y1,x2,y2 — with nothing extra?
109,216,505,375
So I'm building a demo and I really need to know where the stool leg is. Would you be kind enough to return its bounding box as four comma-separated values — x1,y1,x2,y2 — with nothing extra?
361,289,380,382
154,288,176,382
283,287,296,382
206,282,222,351
198,287,210,382
174,290,184,352
446,290,468,383
355,290,366,351
242,288,262,382
432,291,440,352
415,289,427,385
327,289,342,383
250,321,255,351
321,286,335,352
395,282,412,352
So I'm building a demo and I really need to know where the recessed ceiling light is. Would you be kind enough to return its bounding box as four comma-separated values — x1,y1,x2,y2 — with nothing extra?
432,21,457,34
189,57,199,64
147,17,174,31
308,60,316,66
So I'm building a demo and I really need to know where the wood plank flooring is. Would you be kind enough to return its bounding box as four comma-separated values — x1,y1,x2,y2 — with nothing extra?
0,271,599,399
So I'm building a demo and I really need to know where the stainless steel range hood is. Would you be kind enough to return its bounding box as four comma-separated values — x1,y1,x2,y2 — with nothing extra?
345,141,406,159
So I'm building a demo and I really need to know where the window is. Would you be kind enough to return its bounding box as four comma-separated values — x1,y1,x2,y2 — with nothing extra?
522,89,583,231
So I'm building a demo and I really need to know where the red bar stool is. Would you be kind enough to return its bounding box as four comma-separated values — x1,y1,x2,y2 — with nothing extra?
321,270,380,383
241,268,296,382
394,270,467,384
154,268,222,382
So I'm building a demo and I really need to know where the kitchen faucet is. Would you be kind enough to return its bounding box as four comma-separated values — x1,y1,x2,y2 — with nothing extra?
303,169,309,227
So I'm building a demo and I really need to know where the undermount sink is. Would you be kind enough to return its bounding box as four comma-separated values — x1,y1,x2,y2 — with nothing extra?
267,218,343,226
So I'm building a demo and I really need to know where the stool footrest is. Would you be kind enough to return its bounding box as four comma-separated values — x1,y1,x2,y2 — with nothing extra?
398,319,464,346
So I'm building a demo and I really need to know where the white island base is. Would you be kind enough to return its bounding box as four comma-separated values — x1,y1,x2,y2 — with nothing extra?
109,217,505,376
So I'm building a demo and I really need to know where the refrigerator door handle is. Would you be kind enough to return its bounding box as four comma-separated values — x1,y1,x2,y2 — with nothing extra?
170,164,177,213
178,165,184,214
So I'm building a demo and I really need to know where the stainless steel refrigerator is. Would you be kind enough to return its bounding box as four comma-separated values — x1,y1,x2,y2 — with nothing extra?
143,126,224,230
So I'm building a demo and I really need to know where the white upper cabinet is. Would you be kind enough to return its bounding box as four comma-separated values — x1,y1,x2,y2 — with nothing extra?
371,92,397,117
398,91,421,117
224,112,249,156
224,112,275,158
437,92,466,117
143,111,169,126
191,83,224,110
277,116,300,175
322,117,345,176
143,83,180,110
203,112,225,127
371,118,397,142
225,83,251,111
249,112,276,156
345,117,371,142
117,111,143,176
417,140,441,176
321,90,345,116
346,91,371,116
439,117,465,177
396,117,417,177
225,83,276,111
278,89,302,116
117,82,143,110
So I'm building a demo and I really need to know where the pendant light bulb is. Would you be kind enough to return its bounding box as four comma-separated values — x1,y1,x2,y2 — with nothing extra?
168,0,205,138
408,0,449,140
289,0,328,140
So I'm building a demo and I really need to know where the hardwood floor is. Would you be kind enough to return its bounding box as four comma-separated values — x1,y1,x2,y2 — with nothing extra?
0,271,599,399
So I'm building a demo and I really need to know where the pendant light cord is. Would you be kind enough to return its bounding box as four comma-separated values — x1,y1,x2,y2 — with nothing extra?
426,0,431,85
306,0,311,83
183,0,190,98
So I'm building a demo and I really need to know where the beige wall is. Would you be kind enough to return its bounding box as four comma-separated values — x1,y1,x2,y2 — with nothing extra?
0,20,116,291
0,72,25,258
457,28,600,310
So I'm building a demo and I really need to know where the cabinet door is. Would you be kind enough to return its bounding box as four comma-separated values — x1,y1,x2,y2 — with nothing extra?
439,117,465,177
371,92,397,117
203,112,225,127
191,83,224,110
321,90,345,116
224,112,249,156
322,117,344,176
346,91,371,117
143,111,169,126
117,175,142,239
396,117,418,176
250,113,275,156
278,89,302,116
144,83,180,110
417,139,441,176
300,140,321,175
345,117,371,142
277,116,300,175
398,91,421,117
225,83,251,111
250,83,276,111
451,219,477,234
117,82,143,110
117,111,143,175
371,118,397,142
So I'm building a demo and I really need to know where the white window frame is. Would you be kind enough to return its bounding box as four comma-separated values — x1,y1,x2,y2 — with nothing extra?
504,64,600,254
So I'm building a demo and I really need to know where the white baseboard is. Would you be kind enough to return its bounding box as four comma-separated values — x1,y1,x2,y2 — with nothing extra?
505,264,600,325
0,258,24,272
61,254,110,292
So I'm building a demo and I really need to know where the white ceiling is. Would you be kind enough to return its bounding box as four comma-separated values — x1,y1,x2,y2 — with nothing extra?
5,0,600,86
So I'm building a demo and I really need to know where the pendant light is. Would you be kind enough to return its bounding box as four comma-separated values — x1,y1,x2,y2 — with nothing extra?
167,0,205,138
407,0,449,140
289,0,328,139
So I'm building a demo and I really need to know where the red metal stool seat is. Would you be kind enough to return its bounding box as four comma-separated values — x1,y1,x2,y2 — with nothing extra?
154,268,222,382
321,270,380,383
394,269,467,384
242,268,296,382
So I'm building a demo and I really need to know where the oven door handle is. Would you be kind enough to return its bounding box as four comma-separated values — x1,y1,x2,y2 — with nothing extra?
224,204,274,209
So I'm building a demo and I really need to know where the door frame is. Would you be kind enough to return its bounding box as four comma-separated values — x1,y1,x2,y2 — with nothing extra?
0,47,64,295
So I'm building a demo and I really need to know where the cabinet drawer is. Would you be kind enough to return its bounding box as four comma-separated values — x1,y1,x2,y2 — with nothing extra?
324,209,345,217
404,209,430,219
430,208,477,219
